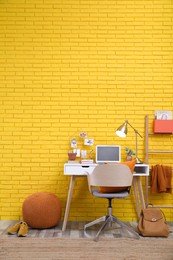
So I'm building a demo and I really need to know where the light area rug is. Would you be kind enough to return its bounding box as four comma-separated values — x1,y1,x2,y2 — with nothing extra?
0,237,173,260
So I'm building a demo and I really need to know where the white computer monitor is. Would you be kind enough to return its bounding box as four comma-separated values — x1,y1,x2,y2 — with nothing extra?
96,145,121,163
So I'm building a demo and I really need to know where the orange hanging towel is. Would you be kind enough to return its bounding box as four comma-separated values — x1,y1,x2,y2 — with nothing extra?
151,165,172,193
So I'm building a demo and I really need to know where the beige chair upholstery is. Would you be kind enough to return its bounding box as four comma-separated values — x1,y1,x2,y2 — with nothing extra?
84,164,139,241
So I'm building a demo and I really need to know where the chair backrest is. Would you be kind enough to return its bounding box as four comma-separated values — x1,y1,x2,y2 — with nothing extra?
87,164,133,193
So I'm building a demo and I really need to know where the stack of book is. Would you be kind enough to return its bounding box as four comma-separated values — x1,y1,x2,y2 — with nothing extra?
81,159,94,164
67,160,80,164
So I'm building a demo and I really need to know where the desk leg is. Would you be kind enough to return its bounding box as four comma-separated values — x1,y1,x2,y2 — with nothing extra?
133,178,140,219
133,177,146,219
136,176,145,210
62,175,76,232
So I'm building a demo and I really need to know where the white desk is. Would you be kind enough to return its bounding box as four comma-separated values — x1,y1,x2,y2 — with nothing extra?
62,163,149,231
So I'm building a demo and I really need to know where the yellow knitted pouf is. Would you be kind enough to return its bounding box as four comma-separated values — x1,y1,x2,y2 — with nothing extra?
22,192,61,229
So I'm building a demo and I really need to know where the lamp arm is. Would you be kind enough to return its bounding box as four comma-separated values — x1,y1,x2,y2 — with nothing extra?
126,120,143,138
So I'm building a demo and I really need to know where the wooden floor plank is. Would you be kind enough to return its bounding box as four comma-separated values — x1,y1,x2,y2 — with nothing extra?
0,220,173,240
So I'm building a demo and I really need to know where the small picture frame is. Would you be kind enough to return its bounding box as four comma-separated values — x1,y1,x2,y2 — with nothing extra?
155,110,172,120
79,132,87,138
84,138,94,146
70,138,77,148
81,150,87,158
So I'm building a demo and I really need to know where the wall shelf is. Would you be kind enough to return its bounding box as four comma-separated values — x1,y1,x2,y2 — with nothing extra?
148,132,173,135
148,150,173,154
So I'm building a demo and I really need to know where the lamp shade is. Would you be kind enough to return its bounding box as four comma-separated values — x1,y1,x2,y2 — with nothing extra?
115,120,143,164
116,121,128,138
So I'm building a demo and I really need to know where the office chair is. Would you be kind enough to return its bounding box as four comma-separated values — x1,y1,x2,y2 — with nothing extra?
84,164,140,241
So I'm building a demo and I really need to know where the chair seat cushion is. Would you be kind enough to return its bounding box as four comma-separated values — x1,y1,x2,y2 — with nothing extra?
99,159,136,193
92,188,129,198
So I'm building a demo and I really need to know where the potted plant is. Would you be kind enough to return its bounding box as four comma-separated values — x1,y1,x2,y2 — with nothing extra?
125,147,136,161
68,151,77,161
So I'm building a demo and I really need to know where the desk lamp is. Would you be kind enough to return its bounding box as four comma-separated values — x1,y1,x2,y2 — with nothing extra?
116,120,143,164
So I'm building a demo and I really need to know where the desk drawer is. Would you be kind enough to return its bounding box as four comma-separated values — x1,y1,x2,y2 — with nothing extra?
64,164,96,175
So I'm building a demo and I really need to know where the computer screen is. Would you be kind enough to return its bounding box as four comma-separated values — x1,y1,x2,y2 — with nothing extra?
96,145,121,163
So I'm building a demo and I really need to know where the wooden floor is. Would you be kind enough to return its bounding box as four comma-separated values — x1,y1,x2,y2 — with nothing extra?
1,220,173,239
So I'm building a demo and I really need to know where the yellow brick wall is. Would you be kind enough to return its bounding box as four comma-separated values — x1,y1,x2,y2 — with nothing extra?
0,0,173,221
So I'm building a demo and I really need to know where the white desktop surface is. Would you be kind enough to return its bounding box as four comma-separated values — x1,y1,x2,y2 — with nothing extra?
64,163,149,176
62,162,149,232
